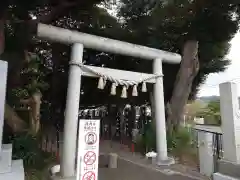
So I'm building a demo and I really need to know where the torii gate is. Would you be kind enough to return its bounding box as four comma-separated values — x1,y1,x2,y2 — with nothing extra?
37,23,181,178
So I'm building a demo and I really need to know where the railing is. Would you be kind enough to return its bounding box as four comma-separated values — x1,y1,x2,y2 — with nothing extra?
212,132,223,172
192,124,223,173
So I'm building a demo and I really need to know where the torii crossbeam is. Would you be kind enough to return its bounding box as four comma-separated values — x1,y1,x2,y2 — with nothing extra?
37,23,181,179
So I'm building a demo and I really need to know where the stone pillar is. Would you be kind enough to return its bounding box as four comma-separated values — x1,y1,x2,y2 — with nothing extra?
198,131,214,177
108,153,118,168
61,44,83,177
219,82,240,164
153,59,174,165
0,60,7,153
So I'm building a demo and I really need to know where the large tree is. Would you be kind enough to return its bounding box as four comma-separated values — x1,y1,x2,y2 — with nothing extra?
118,0,239,132
0,0,120,133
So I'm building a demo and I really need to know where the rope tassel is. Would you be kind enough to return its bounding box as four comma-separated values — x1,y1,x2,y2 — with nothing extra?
104,79,107,87
98,77,105,89
121,86,127,98
110,83,117,95
132,85,138,96
69,63,160,97
141,82,147,92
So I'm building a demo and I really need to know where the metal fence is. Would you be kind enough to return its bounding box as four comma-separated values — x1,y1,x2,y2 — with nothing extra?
212,132,223,172
212,133,223,159
188,125,223,172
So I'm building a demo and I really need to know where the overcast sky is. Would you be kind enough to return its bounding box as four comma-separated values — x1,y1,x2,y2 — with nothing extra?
198,31,240,97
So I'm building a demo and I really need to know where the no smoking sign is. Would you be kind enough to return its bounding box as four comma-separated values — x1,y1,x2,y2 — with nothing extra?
84,151,96,165
82,171,95,180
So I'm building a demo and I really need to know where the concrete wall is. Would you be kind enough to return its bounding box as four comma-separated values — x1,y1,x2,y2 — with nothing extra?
0,60,25,180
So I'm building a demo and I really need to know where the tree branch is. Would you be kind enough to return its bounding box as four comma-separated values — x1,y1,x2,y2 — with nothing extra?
13,0,80,22
27,1,80,34
20,98,32,105
36,1,79,24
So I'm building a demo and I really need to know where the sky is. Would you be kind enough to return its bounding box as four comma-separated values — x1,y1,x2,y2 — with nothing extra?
198,31,240,97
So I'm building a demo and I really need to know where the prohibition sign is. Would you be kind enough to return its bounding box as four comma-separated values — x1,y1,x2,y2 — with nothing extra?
85,132,97,145
84,151,96,165
82,171,95,180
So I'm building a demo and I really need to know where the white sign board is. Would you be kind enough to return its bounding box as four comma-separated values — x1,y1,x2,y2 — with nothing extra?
76,119,100,180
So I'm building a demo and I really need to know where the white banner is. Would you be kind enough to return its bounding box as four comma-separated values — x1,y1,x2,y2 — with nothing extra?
76,119,100,180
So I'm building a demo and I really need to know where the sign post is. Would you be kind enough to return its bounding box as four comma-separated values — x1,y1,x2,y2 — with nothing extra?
76,119,100,180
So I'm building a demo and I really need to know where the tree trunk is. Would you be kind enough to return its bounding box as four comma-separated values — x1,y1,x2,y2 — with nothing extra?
29,91,42,135
49,43,62,128
0,19,27,132
167,40,199,134
4,104,27,132
0,19,4,55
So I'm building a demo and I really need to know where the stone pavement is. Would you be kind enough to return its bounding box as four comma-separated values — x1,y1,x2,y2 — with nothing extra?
99,141,210,180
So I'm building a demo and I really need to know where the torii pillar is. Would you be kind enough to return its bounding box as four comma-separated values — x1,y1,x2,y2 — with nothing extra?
153,58,174,165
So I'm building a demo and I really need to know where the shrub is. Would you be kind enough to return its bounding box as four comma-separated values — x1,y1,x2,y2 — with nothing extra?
135,122,156,154
168,127,192,155
135,118,193,159
10,133,52,169
144,123,156,151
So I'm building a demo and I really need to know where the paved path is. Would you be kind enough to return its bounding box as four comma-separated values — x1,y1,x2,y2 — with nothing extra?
99,141,210,180
99,159,206,180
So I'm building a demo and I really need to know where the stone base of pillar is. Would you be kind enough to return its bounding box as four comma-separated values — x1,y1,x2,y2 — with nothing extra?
156,157,175,166
48,165,75,180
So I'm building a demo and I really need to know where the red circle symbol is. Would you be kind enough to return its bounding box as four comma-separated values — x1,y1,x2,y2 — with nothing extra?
82,171,95,180
85,132,97,145
84,151,96,165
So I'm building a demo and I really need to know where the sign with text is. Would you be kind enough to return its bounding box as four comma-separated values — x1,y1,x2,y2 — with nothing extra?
76,119,100,180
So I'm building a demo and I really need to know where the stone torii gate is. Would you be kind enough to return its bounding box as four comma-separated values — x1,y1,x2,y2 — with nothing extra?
37,23,181,179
